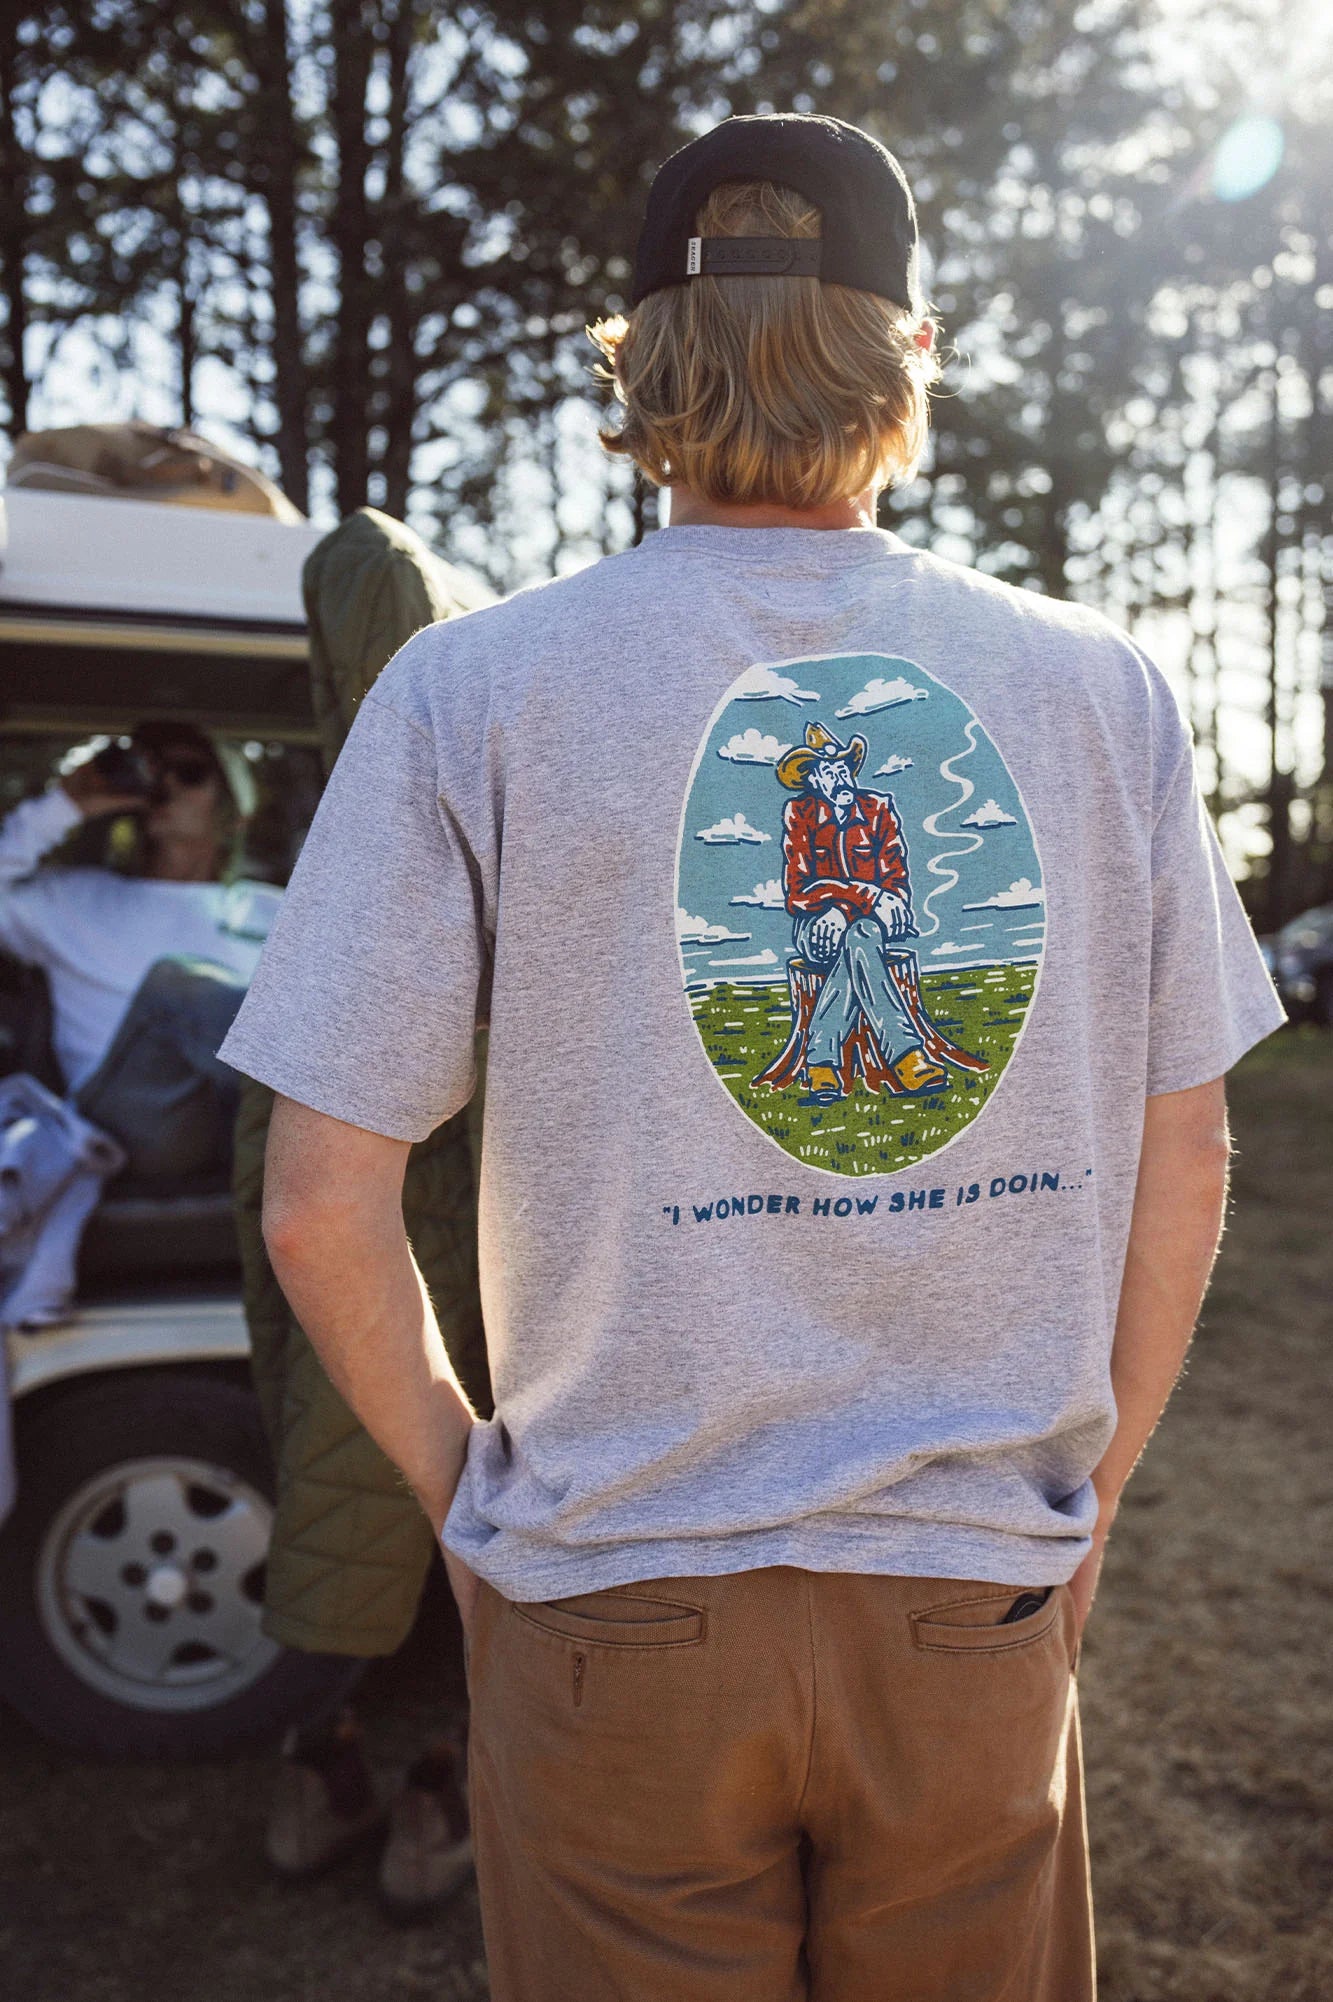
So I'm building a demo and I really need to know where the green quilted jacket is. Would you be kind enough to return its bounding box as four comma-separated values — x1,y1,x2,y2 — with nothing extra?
235,508,492,1657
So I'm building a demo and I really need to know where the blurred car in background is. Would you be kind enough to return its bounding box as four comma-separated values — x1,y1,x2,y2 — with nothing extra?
0,483,335,1761
1270,903,1333,1025
0,478,487,1761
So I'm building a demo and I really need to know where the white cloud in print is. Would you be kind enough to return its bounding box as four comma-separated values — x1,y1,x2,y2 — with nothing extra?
963,877,1045,911
931,940,989,957
874,754,913,776
732,876,784,908
835,675,927,718
730,878,786,909
695,812,771,846
710,948,779,968
960,798,1018,828
677,907,751,945
716,728,792,765
732,664,819,706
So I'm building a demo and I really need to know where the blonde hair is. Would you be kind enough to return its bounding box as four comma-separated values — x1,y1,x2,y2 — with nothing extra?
588,179,941,509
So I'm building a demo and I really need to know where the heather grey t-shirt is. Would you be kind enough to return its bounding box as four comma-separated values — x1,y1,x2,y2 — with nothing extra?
221,524,1283,1600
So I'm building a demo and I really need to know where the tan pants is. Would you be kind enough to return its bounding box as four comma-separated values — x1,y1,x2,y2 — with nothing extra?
467,1566,1094,2002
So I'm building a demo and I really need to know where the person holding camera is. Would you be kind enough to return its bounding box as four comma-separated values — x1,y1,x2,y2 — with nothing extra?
1,719,274,1118
0,720,276,1326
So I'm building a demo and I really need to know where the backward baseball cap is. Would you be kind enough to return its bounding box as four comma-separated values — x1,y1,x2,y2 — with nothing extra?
630,112,923,313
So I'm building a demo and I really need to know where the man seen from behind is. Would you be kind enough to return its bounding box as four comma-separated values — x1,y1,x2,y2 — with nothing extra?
220,113,1285,2002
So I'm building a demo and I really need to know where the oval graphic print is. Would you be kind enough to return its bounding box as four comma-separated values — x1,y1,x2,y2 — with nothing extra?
675,652,1044,1177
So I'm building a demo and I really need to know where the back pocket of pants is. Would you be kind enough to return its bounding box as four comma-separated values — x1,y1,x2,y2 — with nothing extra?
512,1590,705,1649
910,1585,1063,1654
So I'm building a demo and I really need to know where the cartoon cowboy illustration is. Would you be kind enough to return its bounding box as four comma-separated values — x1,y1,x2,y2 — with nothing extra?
776,720,948,1101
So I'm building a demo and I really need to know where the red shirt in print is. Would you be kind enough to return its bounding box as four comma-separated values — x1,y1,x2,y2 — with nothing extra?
781,791,912,920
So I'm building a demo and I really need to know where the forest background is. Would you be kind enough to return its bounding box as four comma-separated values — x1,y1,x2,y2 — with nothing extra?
1,0,1330,925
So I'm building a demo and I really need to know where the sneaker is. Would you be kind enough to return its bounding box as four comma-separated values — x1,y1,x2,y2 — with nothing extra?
265,1712,386,1881
378,1739,474,1922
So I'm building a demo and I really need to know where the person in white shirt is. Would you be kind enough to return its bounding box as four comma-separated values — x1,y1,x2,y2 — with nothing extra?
1,722,277,1091
0,721,279,1185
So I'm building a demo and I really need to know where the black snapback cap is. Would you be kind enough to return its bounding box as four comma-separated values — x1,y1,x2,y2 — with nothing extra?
631,113,922,314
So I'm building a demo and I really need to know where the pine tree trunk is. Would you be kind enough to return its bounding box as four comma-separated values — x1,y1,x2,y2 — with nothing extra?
329,5,374,514
0,26,30,440
377,0,416,521
255,0,310,514
1262,363,1291,930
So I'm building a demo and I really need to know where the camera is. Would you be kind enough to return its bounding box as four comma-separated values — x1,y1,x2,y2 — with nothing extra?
87,739,157,800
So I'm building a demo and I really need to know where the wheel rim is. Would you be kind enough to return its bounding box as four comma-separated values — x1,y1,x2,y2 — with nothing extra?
35,1455,282,1713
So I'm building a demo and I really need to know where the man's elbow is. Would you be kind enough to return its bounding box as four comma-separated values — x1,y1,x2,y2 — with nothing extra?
1190,1125,1232,1217
261,1168,375,1276
1143,1077,1231,1193
261,1177,321,1272
260,1093,411,1273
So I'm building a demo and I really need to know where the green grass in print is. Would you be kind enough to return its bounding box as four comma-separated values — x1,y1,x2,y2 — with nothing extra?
690,962,1037,1177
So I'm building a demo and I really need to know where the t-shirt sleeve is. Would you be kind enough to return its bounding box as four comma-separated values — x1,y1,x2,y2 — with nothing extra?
1144,708,1286,1096
218,688,487,1141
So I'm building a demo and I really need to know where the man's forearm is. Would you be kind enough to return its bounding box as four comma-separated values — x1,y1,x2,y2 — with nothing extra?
262,1094,476,1534
1067,1076,1231,1629
1095,1077,1231,1520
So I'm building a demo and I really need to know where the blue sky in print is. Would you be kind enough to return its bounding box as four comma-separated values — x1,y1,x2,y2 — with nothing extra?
676,652,1044,993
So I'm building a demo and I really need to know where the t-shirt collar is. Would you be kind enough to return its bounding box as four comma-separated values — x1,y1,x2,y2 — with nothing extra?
644,522,914,567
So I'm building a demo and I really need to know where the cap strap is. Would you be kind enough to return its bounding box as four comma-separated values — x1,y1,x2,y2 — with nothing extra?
685,236,823,278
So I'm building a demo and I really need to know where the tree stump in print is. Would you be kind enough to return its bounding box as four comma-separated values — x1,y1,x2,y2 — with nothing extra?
752,949,990,1098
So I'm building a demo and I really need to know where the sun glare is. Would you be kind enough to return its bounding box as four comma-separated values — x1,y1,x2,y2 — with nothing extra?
1211,113,1285,201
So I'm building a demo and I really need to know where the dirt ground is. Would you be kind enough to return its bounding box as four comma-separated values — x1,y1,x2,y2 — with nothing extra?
1,1033,1329,2002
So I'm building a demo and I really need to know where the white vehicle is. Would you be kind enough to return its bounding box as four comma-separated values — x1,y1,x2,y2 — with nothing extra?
0,487,480,1757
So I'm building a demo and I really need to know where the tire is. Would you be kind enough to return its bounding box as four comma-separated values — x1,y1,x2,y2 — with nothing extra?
0,1370,364,1760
